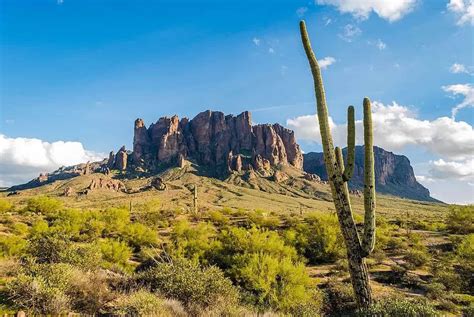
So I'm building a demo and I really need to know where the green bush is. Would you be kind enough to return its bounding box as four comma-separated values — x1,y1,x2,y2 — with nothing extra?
168,219,219,264
106,290,176,316
457,234,474,262
285,212,345,264
138,259,239,315
122,222,159,250
363,297,438,316
7,262,75,315
0,199,13,213
404,249,430,269
101,207,130,236
26,196,63,214
447,205,474,234
212,226,320,314
323,279,356,315
0,235,27,257
98,238,132,271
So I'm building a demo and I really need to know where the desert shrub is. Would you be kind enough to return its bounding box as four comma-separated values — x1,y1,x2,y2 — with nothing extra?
447,205,474,234
168,219,220,264
137,259,239,315
27,232,72,263
323,278,356,315
0,199,13,213
26,196,63,214
285,212,345,264
98,238,132,271
363,297,438,316
0,235,27,257
207,210,230,226
11,222,29,236
107,290,177,316
248,210,281,228
7,262,75,315
101,207,130,236
457,234,474,262
425,282,447,300
67,269,113,314
462,304,474,317
212,226,320,313
135,209,172,228
404,249,430,269
122,222,159,250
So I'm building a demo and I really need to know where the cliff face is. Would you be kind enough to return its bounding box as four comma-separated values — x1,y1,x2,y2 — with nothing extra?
132,110,303,174
303,146,437,202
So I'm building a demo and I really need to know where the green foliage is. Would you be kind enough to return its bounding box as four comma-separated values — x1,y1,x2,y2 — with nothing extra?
323,279,356,315
98,238,132,271
404,249,430,269
207,210,230,226
212,226,320,313
0,199,13,213
101,207,130,236
7,262,75,315
285,212,345,263
107,290,176,316
26,196,63,214
138,259,239,315
447,205,474,234
363,297,438,317
168,219,219,264
457,234,474,262
0,235,27,257
122,222,159,250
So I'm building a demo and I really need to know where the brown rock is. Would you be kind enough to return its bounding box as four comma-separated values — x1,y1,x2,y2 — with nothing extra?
107,151,115,168
303,173,321,182
151,177,167,190
38,173,48,182
115,146,128,170
88,178,125,192
273,170,288,183
177,153,186,168
133,118,151,162
63,186,74,197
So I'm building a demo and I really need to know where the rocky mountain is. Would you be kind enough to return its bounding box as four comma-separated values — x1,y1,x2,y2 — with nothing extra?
130,110,303,175
303,146,437,202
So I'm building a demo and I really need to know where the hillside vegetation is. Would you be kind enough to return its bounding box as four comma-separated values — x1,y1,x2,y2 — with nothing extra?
0,169,472,316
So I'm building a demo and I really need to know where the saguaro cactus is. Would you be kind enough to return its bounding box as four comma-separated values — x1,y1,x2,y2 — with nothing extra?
299,20,376,309
193,184,198,214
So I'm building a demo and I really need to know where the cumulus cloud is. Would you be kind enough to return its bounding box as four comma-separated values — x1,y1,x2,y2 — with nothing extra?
316,0,417,22
319,56,336,69
429,158,474,180
287,101,474,161
339,24,362,42
447,0,474,25
0,134,105,187
442,83,474,118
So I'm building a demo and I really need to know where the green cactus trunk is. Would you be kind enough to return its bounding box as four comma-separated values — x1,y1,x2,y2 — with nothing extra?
299,20,376,309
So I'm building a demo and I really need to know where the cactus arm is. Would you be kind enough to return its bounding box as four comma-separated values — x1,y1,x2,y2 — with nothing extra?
343,106,356,182
361,98,376,256
335,147,345,175
299,21,337,178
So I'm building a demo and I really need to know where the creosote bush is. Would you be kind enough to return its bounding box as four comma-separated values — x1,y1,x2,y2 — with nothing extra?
446,205,474,234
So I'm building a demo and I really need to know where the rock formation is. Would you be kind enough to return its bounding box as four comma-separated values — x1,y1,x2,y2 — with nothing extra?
303,146,436,202
131,110,303,174
115,146,128,171
88,178,125,192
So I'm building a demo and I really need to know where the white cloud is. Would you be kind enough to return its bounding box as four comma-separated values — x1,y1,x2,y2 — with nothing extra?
450,63,469,74
323,17,332,26
0,134,105,187
268,47,275,54
319,56,336,69
339,24,362,42
296,6,308,17
286,101,474,161
316,0,417,22
447,0,474,25
442,83,474,118
252,37,261,46
429,158,474,180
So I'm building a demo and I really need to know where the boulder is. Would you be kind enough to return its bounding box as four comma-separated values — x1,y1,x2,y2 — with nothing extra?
115,146,128,171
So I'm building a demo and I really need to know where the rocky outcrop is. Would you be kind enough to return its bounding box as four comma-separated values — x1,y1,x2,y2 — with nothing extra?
303,146,437,202
115,146,128,171
88,178,125,192
132,110,303,174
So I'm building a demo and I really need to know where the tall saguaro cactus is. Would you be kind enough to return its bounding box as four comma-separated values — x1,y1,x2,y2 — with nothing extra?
299,20,376,309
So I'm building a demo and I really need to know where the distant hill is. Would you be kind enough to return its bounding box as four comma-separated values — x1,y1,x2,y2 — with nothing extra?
303,146,439,202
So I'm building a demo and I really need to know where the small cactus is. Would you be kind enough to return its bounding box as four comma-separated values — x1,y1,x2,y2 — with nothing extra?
193,184,198,214
299,20,376,309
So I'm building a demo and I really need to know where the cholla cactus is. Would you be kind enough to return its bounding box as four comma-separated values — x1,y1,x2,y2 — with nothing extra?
299,20,376,309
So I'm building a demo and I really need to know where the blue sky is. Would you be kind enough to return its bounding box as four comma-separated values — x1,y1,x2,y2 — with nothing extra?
0,0,473,203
